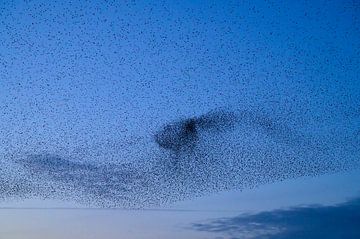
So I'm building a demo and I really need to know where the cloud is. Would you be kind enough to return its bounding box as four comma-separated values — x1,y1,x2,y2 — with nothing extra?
191,197,360,239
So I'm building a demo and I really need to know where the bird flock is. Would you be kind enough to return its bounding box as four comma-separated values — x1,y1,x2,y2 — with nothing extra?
1,108,358,208
0,0,359,208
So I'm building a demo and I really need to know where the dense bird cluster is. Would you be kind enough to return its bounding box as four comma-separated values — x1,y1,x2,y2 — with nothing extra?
1,108,358,208
154,110,236,153
0,0,359,208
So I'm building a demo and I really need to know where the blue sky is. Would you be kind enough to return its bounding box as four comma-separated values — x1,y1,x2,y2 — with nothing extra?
0,0,359,238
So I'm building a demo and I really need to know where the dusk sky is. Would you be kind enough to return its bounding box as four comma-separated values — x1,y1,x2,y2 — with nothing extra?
0,0,359,238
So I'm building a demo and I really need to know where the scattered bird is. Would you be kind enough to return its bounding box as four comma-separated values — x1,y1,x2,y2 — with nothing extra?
0,0,359,208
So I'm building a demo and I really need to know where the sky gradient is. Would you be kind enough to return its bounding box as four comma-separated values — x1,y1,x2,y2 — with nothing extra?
0,0,359,238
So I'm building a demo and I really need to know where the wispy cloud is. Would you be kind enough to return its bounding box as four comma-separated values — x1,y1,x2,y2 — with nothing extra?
191,197,360,239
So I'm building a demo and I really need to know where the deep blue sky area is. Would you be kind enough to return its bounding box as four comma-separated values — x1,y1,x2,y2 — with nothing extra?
0,0,359,238
1,0,359,152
